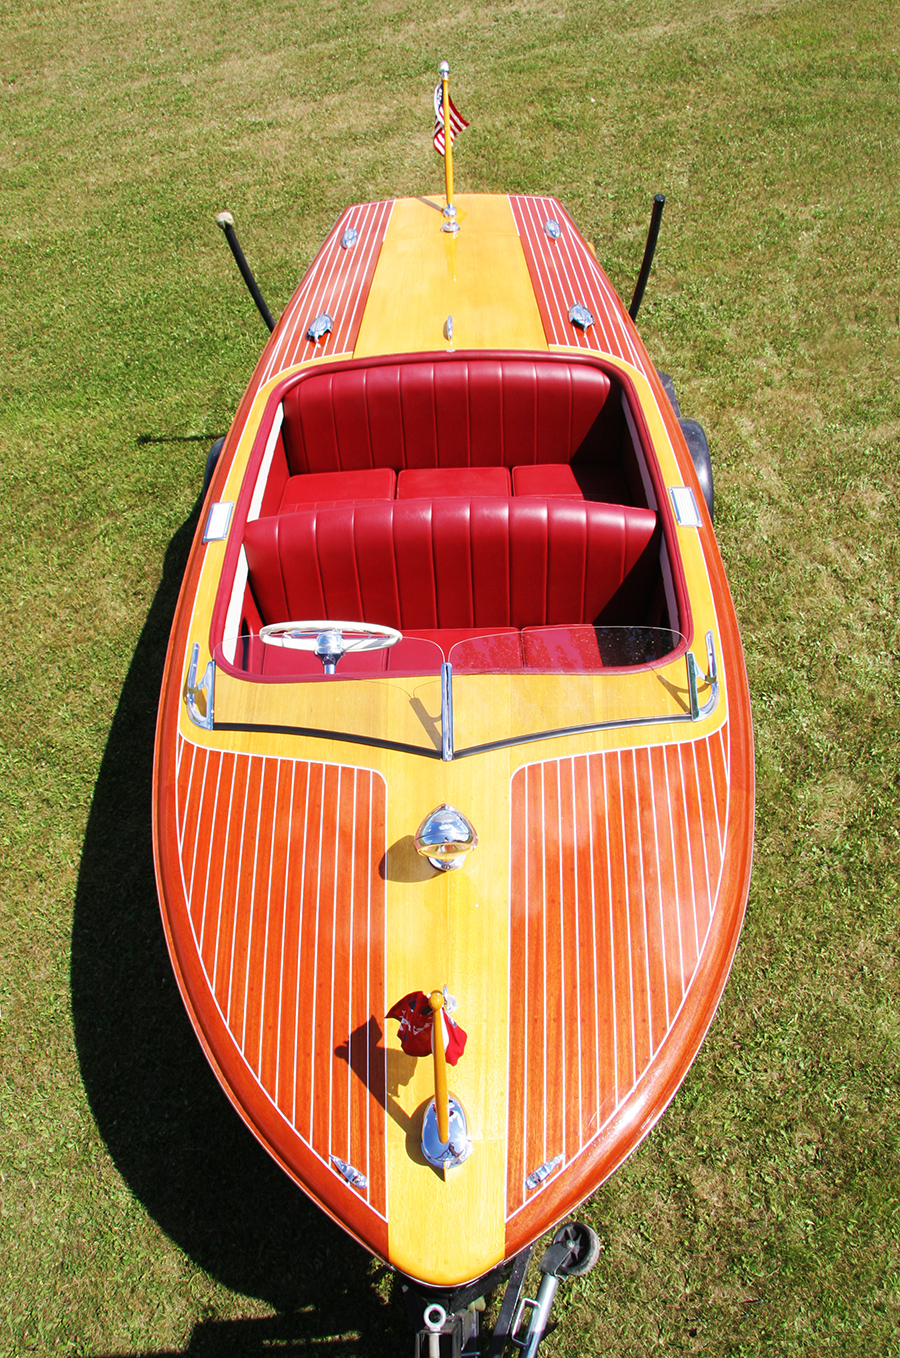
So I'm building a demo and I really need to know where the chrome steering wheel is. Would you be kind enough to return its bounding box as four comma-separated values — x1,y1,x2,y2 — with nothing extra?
259,620,402,673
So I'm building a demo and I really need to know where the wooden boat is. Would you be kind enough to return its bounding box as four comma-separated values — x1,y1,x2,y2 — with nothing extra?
153,99,753,1344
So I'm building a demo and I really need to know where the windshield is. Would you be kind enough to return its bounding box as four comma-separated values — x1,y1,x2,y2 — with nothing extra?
212,626,690,758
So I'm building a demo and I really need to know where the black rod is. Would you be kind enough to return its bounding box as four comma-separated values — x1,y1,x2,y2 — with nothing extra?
484,1246,536,1358
216,211,275,332
628,192,665,322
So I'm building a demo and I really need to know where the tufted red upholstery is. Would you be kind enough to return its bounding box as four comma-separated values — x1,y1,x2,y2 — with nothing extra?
279,359,612,475
243,497,658,634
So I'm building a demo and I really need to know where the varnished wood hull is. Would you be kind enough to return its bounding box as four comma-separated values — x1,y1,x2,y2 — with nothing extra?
153,193,754,1288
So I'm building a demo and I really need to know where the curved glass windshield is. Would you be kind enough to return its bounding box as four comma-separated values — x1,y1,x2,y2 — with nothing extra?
448,625,682,673
211,626,692,759
216,630,445,680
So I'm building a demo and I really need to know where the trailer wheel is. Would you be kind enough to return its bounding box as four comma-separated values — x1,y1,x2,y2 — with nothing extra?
657,372,714,520
203,437,225,497
657,369,682,419
548,1222,602,1278
679,418,714,521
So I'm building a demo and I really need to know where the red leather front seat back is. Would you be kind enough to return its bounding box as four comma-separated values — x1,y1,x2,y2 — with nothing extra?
243,497,658,633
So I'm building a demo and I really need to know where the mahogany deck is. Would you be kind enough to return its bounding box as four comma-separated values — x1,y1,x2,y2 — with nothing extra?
169,737,388,1229
257,199,393,380
510,194,644,362
505,729,730,1220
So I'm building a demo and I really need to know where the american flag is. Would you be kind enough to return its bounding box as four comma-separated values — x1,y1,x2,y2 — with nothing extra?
387,990,468,1064
433,81,469,155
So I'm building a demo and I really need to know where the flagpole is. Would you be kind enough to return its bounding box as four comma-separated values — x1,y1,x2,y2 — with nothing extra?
429,989,450,1143
439,61,459,235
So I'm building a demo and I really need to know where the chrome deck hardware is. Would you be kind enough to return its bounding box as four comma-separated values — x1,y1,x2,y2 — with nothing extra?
414,804,477,871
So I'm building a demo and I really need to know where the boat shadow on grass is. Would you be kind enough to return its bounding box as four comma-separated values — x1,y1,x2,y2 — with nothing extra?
71,501,408,1357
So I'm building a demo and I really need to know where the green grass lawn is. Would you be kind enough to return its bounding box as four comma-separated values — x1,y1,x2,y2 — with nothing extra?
1,0,898,1353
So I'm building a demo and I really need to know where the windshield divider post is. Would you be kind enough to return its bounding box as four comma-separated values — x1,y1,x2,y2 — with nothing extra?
441,661,454,761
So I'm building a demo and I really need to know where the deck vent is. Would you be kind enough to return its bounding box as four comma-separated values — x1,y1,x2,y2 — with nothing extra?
669,485,703,527
568,302,594,332
330,1156,367,1191
341,226,358,249
306,313,333,343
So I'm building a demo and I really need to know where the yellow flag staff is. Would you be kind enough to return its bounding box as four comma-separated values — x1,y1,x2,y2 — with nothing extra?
429,989,451,1143
434,60,469,235
387,984,471,1169
439,62,457,234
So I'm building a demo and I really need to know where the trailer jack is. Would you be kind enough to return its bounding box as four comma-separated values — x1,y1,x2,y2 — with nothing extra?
407,1221,601,1358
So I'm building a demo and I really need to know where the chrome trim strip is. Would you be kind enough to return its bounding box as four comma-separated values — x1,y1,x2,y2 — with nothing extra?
214,720,443,759
441,661,454,761
214,708,702,759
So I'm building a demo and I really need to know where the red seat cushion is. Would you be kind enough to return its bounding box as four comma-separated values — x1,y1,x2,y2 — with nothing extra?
242,497,659,634
404,627,522,667
279,468,395,510
397,467,510,498
512,462,629,502
522,625,604,671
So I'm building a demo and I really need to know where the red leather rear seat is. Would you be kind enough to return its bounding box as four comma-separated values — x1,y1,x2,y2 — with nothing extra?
512,462,628,503
243,497,658,635
280,359,612,474
397,466,510,498
280,467,396,510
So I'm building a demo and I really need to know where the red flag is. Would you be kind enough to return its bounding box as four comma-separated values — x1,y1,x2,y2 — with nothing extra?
387,991,468,1064
433,82,469,156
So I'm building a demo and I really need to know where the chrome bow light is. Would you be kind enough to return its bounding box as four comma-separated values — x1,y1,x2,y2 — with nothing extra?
414,804,477,871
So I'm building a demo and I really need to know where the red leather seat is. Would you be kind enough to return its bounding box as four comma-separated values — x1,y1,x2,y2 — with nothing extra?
243,497,658,637
511,462,628,503
279,359,612,475
280,467,396,510
397,467,510,498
